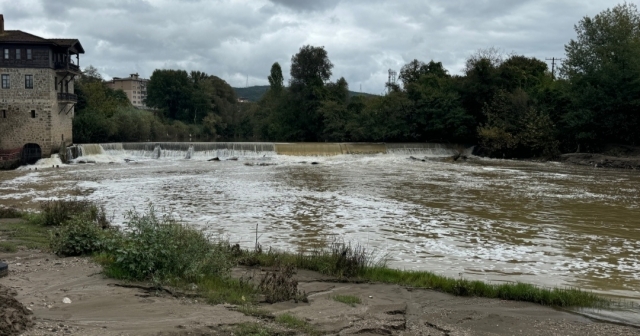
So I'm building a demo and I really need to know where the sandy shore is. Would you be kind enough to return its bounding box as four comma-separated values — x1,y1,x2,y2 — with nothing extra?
0,250,638,336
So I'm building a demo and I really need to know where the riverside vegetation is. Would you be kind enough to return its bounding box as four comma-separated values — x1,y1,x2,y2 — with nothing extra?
73,3,640,159
1,201,610,310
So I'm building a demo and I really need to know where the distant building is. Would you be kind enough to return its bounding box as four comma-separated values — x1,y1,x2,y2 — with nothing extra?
106,73,148,108
237,97,250,103
0,14,84,165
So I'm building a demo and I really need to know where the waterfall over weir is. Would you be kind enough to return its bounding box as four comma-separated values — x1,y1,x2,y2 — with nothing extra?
73,142,473,161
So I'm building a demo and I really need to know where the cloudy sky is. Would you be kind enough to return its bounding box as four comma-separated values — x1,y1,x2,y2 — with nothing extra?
0,0,621,93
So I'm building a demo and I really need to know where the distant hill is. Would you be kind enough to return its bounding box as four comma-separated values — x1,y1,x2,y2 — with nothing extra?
233,85,375,102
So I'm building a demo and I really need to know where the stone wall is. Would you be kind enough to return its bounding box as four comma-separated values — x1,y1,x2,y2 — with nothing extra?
0,67,73,157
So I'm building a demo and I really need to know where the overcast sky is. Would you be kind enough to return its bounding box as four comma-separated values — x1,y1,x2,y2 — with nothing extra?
0,0,621,93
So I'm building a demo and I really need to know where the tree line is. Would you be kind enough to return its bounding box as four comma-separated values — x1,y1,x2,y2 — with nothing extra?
73,3,640,158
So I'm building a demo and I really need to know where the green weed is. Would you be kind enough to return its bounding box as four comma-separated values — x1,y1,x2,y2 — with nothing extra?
38,199,109,227
99,209,232,283
359,267,608,308
275,313,319,335
333,295,361,307
0,207,23,219
231,323,280,336
0,219,50,251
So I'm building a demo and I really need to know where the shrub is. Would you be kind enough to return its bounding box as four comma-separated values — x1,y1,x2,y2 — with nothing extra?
49,213,111,256
258,264,307,303
39,199,109,228
103,210,232,283
0,207,22,219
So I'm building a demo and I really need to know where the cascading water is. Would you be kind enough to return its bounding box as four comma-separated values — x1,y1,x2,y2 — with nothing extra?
78,144,105,157
185,146,194,160
386,143,472,157
152,145,162,159
66,148,73,163
69,142,475,163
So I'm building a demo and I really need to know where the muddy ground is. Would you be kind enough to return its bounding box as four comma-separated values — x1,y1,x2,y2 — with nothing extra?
0,250,639,336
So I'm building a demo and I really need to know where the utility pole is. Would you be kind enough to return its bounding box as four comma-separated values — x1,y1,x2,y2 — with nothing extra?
546,57,563,79
387,69,397,94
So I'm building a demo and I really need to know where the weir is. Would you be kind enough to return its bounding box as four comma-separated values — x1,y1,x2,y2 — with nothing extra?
72,142,472,160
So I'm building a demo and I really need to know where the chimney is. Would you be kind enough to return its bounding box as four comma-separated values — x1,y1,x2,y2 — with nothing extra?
1,15,4,34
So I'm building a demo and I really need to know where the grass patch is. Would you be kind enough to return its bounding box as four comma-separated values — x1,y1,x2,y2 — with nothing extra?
240,241,607,309
275,313,319,336
0,218,50,252
197,276,256,305
359,267,608,308
0,207,23,219
38,199,109,228
240,240,383,279
231,323,281,336
333,295,361,307
236,305,275,320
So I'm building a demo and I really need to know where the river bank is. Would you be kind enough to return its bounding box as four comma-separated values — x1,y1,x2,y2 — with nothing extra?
1,248,639,336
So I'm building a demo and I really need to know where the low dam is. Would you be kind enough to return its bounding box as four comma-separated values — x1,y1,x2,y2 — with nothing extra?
67,142,469,161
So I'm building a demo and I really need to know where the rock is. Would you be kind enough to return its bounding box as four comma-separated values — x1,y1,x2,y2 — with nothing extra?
559,153,640,170
227,157,238,161
208,157,220,162
62,298,71,304
0,262,7,278
311,162,319,165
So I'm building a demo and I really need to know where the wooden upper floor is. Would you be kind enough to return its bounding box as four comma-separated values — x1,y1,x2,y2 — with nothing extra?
0,15,84,74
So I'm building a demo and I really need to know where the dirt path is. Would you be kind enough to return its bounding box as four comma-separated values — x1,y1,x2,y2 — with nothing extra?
1,251,639,335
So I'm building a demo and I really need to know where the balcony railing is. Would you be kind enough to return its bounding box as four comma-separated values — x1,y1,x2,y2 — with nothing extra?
54,62,81,73
57,93,78,102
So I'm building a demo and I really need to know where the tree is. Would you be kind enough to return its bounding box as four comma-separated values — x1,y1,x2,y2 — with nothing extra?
81,65,103,83
290,45,333,88
561,3,640,146
146,69,194,121
268,62,284,92
288,45,335,141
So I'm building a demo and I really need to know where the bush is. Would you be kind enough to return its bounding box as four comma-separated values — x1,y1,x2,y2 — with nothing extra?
103,210,232,283
258,264,307,303
49,213,111,256
0,207,22,219
39,200,108,228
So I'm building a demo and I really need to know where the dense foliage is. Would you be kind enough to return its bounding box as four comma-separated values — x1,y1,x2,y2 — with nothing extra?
73,4,640,158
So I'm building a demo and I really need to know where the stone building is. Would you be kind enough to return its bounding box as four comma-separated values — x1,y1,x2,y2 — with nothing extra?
0,14,84,165
106,73,148,108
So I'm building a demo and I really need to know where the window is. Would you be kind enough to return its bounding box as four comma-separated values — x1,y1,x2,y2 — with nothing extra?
1,110,6,118
3,49,8,59
1,74,9,89
25,75,33,89
16,49,21,59
26,49,32,60
55,77,58,90
31,110,36,118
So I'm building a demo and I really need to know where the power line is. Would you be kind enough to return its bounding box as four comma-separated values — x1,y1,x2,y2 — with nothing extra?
545,57,564,79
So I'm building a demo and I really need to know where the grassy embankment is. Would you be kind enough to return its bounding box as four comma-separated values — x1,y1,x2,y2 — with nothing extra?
0,208,49,252
1,200,611,334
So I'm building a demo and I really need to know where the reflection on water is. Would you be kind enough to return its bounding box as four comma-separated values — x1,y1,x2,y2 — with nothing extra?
1,148,639,304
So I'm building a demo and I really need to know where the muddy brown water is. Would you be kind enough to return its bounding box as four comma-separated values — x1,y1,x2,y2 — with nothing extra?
1,143,639,322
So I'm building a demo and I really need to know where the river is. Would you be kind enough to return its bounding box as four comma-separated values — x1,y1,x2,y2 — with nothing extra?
1,142,639,322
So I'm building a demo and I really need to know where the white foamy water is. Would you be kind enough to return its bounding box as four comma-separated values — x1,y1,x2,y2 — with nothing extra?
1,143,640,323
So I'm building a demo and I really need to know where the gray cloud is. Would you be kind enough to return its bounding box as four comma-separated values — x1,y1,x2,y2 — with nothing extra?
0,0,623,93
268,0,340,12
